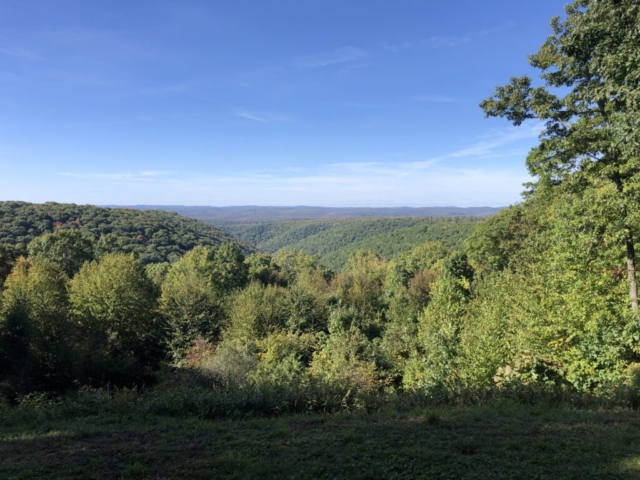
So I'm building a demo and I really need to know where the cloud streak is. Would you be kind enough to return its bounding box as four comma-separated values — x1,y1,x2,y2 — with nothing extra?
55,126,540,207
0,42,40,59
382,21,517,53
295,47,368,69
59,171,168,181
414,95,458,103
233,109,289,123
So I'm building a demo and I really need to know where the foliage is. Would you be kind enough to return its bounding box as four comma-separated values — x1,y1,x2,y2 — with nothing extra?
159,245,247,363
480,0,640,309
0,258,74,394
27,228,95,277
221,217,480,271
0,201,253,265
68,254,161,384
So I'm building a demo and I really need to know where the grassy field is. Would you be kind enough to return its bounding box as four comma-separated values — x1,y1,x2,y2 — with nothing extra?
2,404,640,479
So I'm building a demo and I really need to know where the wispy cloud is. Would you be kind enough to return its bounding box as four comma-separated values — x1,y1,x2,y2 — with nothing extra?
233,109,289,123
383,21,517,54
323,100,394,109
56,126,540,207
59,171,168,181
0,42,39,60
56,165,528,207
381,41,414,53
295,46,368,69
414,95,458,103
134,83,195,95
422,35,472,48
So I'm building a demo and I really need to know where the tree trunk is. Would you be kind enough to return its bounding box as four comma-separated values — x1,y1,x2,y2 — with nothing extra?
625,229,639,311
613,173,639,311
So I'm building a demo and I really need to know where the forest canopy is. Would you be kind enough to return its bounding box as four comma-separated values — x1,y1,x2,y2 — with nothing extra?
218,217,479,271
0,201,255,266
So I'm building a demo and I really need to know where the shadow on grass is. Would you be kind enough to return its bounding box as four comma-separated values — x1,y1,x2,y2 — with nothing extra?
1,406,640,479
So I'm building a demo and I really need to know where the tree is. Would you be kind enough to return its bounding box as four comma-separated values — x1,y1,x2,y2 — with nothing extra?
0,258,74,392
27,229,95,277
68,254,160,383
159,249,225,362
211,243,248,293
480,0,640,309
0,244,17,283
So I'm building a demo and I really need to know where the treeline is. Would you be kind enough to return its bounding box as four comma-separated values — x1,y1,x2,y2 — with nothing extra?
0,201,253,266
2,188,640,408
220,217,479,271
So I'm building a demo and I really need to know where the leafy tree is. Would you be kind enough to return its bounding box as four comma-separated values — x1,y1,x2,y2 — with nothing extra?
159,248,226,362
286,271,331,334
404,275,469,392
0,258,74,393
273,249,330,285
0,244,17,283
94,233,131,259
464,204,544,274
68,254,160,383
27,229,95,277
145,262,171,289
332,252,388,316
480,0,640,309
225,282,291,342
245,253,285,286
212,243,248,292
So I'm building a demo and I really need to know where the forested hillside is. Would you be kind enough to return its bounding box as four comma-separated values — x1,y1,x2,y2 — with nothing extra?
0,201,254,265
220,217,479,270
2,2,640,478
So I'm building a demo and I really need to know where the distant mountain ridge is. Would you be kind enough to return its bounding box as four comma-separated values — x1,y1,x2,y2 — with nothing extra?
123,205,504,223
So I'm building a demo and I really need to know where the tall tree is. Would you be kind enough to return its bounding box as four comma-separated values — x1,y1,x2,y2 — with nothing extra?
27,229,95,277
69,254,160,382
480,0,640,309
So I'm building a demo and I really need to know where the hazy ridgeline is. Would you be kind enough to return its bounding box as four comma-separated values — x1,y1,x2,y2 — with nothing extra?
127,205,503,222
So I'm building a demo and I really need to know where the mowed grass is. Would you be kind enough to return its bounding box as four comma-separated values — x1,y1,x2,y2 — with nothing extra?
2,404,640,479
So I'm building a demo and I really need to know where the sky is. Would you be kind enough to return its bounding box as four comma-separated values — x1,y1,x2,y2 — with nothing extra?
0,1,566,207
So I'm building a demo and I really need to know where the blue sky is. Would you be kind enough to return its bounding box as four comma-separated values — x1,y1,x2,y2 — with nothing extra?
0,1,565,207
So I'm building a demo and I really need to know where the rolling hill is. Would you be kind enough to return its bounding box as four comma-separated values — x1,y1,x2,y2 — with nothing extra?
0,201,255,264
219,217,480,271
